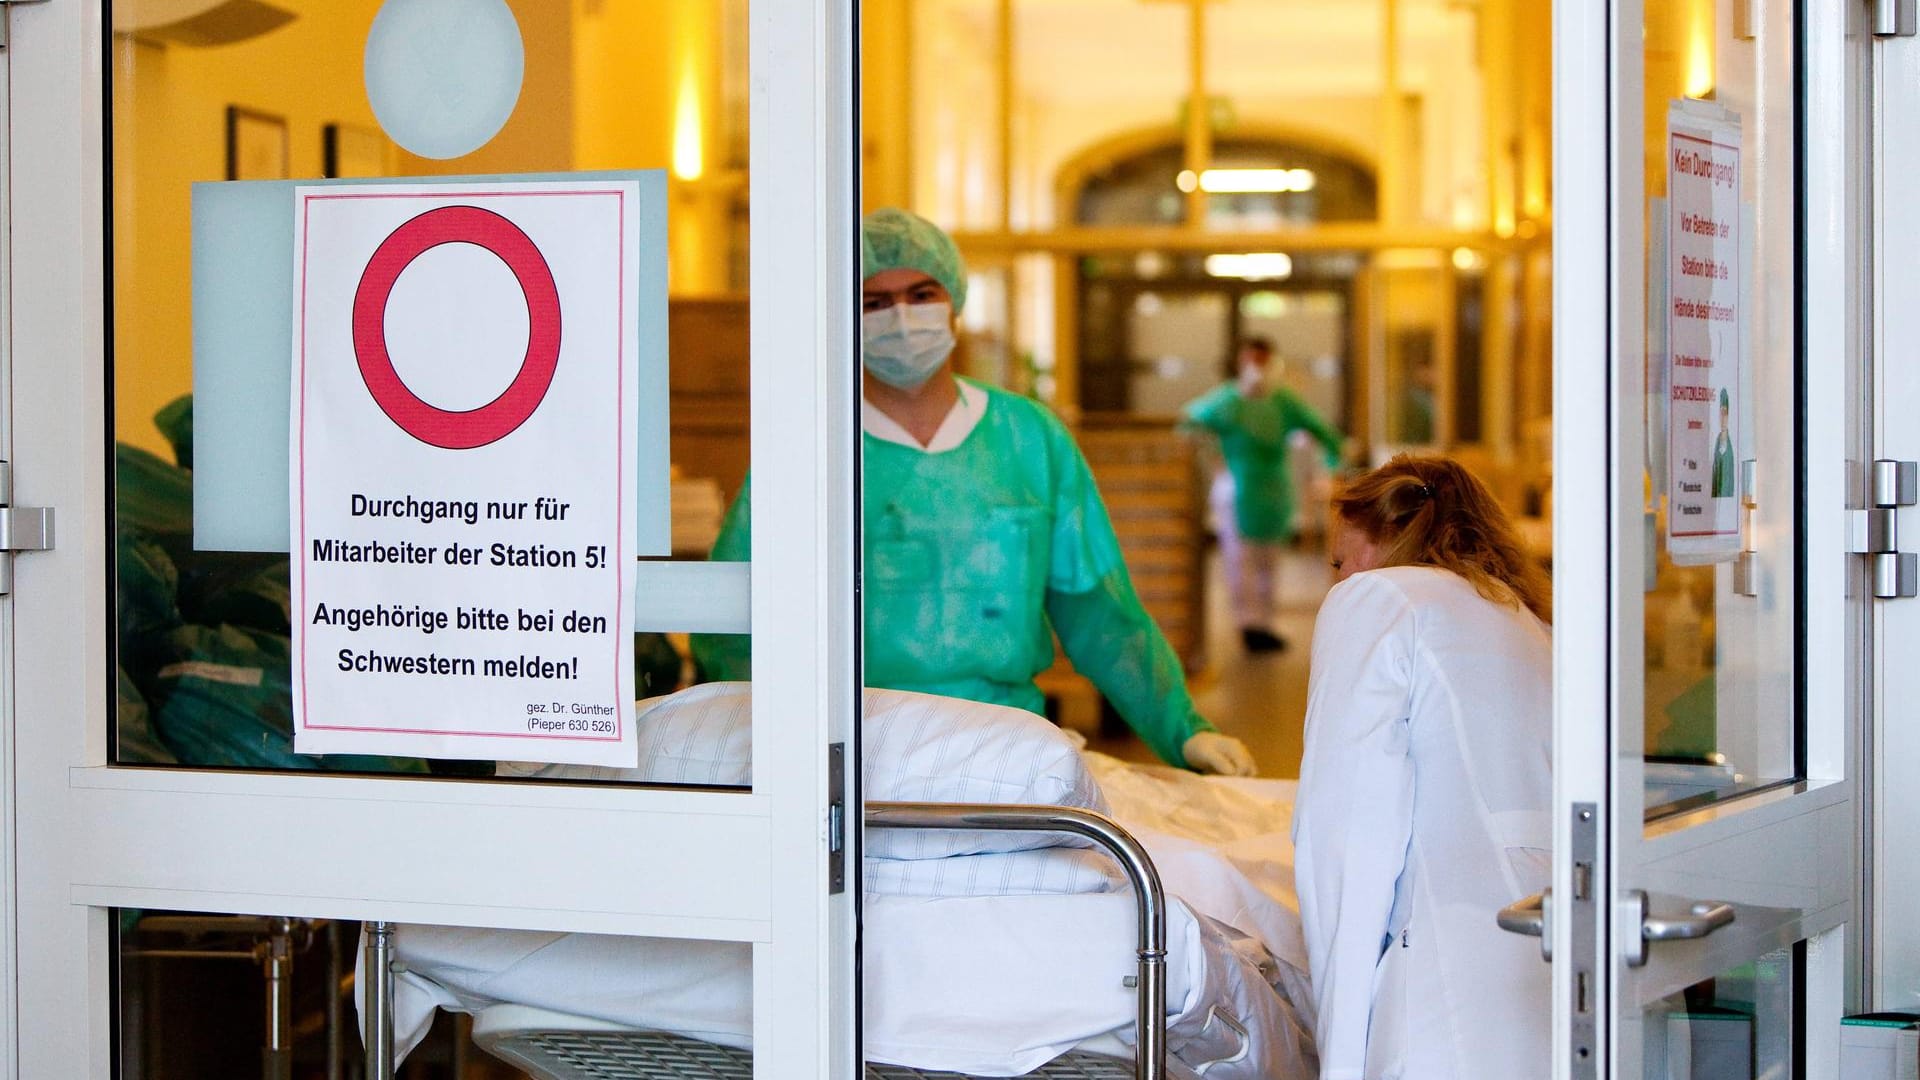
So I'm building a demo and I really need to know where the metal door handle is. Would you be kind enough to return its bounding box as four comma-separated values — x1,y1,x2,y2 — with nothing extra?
1626,891,1736,966
1496,890,1551,960
1642,901,1735,942
1496,891,1545,936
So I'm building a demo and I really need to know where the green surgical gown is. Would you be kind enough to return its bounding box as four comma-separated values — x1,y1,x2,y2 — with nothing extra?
690,380,1212,768
1181,383,1343,542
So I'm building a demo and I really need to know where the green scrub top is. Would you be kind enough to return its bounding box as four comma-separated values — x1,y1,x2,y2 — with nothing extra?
690,379,1212,768
1181,383,1344,542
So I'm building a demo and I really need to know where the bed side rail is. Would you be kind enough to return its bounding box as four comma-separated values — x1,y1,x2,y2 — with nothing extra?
363,802,1168,1080
863,802,1168,1080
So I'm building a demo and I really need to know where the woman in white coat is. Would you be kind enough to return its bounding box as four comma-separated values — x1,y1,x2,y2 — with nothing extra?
1293,455,1553,1079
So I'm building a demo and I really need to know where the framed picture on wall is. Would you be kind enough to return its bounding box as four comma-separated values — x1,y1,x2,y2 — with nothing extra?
323,122,393,179
225,106,288,181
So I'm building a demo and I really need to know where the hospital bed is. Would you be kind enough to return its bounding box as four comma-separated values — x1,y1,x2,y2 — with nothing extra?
363,800,1172,1080
357,685,1314,1080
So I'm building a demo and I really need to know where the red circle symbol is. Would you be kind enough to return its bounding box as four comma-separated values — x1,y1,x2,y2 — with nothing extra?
352,205,562,449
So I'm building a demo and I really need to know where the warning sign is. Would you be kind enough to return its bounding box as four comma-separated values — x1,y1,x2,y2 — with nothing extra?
290,180,642,765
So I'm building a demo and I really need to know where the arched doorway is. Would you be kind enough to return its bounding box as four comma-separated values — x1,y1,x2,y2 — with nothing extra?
1067,134,1378,422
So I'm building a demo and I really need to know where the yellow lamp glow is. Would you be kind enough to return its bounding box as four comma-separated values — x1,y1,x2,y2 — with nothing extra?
672,61,704,181
1683,1,1715,98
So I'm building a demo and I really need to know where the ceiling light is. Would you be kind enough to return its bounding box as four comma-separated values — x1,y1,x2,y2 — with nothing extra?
1205,253,1293,281
1182,168,1318,194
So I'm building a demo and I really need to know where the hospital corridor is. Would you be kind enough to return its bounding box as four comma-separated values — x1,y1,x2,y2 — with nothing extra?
3,0,1919,1079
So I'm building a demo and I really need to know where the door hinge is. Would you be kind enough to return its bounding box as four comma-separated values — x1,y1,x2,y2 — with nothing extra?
0,463,53,595
827,742,847,895
1732,460,1760,597
1849,460,1919,598
1878,0,1919,36
1567,802,1599,1080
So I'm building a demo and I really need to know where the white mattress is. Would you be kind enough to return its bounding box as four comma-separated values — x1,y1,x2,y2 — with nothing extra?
377,750,1316,1078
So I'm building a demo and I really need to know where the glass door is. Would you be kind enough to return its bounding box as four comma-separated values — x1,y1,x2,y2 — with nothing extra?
3,1,859,1076
1547,0,1863,1075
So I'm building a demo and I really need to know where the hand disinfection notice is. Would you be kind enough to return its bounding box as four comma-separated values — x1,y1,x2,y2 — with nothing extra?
291,180,641,765
1665,103,1744,563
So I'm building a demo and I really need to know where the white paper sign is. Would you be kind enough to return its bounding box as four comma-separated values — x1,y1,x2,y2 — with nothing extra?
1665,103,1744,563
291,180,640,765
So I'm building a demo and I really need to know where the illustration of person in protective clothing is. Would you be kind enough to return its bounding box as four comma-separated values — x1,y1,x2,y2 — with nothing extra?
1710,387,1735,499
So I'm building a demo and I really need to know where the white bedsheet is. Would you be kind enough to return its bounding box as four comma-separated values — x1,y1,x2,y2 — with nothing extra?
1082,751,1307,981
377,751,1316,1078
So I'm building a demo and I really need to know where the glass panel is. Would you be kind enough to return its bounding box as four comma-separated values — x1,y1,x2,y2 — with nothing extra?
110,0,754,777
1637,0,1799,813
1375,257,1450,448
867,0,1553,777
1128,290,1230,417
116,909,756,1078
1639,948,1794,1080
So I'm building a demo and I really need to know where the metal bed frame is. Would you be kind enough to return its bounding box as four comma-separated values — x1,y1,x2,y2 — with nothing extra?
362,802,1169,1080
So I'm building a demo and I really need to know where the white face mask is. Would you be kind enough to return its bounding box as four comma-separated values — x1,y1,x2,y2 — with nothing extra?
862,301,956,391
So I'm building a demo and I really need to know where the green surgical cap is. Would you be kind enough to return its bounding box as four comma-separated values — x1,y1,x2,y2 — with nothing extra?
862,208,968,313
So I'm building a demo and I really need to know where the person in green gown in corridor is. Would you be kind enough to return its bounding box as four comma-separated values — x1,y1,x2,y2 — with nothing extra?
1181,338,1344,654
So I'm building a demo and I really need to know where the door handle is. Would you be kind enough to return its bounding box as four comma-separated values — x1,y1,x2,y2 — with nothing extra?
1495,890,1552,960
1625,890,1736,966
1496,891,1545,935
1642,901,1736,941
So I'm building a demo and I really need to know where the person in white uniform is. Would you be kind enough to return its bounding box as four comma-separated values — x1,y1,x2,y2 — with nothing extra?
1292,455,1553,1079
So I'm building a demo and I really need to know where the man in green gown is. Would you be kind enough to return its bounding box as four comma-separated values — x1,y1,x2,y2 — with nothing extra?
1181,339,1344,654
690,208,1255,775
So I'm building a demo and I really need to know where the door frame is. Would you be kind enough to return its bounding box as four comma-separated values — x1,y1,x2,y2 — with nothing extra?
1,2,861,1077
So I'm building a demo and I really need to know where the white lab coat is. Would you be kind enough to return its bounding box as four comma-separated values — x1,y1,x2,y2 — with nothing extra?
1293,566,1552,1079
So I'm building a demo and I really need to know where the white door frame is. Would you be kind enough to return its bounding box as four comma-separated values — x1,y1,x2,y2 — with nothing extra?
1,2,860,1077
1551,0,1865,1075
1868,8,1920,1016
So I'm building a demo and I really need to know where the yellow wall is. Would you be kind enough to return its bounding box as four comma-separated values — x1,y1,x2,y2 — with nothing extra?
113,0,389,455
572,0,735,294
114,0,735,456
861,0,916,213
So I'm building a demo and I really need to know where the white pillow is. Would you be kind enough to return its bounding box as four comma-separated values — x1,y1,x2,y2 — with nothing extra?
860,686,1110,858
497,682,1110,858
498,680,752,786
